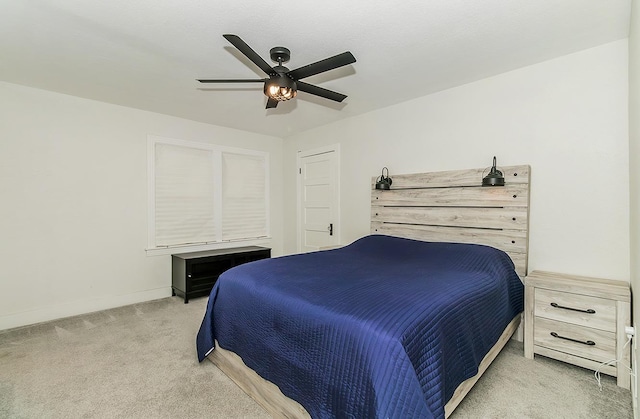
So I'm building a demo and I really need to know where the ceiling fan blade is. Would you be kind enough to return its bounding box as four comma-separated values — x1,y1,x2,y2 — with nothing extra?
266,98,279,109
296,81,347,102
198,79,266,83
287,52,356,80
223,34,275,76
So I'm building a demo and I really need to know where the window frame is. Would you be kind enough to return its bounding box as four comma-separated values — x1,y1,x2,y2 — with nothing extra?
146,135,271,256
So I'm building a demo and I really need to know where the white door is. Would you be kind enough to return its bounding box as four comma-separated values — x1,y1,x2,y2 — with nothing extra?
297,145,340,253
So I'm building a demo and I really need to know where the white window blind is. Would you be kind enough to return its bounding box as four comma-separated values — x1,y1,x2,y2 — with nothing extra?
222,152,267,240
149,136,269,250
154,143,216,246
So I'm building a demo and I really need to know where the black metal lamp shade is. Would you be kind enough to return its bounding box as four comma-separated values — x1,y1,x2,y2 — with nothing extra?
375,167,392,190
482,156,505,186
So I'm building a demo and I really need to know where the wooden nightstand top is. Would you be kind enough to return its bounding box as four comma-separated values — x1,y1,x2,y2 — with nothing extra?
525,270,630,303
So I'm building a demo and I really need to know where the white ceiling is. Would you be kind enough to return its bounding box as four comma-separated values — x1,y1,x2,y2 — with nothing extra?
0,0,631,138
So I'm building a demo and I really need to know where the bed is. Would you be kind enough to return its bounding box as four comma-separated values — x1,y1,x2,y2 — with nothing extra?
197,164,530,418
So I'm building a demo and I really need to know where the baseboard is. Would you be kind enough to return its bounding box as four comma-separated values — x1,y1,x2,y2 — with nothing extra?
633,333,638,419
0,287,172,331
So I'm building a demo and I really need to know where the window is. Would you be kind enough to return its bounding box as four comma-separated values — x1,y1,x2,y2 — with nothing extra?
222,152,267,240
148,136,269,252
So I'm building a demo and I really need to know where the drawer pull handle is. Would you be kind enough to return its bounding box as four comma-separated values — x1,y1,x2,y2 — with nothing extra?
550,302,595,314
550,332,596,346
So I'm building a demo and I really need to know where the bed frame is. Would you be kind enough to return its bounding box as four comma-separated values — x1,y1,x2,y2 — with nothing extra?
207,164,531,418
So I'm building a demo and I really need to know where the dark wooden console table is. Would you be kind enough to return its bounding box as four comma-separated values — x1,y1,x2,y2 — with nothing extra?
171,246,271,303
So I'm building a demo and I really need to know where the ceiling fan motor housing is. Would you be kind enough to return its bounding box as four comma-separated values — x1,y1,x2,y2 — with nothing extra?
270,47,291,64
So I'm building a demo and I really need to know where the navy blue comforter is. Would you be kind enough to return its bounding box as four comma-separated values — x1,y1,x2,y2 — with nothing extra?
197,235,523,418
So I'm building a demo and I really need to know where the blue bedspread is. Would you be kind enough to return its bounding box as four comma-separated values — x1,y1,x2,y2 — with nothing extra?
196,235,523,418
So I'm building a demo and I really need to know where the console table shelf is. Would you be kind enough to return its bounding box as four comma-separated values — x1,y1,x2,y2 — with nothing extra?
171,246,271,303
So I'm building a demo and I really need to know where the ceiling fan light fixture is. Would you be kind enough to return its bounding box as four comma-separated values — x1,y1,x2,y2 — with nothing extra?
198,35,356,108
265,77,297,101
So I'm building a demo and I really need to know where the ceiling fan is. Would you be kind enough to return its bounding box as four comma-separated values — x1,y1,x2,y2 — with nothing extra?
198,34,356,109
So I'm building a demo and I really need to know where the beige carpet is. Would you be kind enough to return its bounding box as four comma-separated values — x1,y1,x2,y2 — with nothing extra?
0,297,633,418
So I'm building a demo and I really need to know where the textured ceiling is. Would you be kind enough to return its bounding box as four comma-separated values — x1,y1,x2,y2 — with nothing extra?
0,0,631,138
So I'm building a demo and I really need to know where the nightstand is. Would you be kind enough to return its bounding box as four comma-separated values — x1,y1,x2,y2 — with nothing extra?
524,270,631,389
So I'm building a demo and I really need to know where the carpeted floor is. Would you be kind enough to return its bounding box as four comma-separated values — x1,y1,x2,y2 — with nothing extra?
0,297,633,418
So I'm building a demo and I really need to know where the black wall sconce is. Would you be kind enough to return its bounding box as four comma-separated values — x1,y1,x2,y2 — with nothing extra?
482,156,505,186
375,167,393,190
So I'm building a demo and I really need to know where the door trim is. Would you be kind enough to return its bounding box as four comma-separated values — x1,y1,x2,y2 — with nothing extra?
296,144,341,253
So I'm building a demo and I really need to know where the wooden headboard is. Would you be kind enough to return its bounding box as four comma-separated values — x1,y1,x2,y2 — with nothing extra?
371,165,530,277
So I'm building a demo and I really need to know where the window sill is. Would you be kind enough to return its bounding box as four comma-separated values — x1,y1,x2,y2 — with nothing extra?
145,237,272,256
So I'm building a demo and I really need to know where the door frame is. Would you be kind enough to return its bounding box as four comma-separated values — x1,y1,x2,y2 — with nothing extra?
296,144,341,253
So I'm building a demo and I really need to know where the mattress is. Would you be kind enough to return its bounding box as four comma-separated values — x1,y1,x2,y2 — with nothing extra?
197,234,524,419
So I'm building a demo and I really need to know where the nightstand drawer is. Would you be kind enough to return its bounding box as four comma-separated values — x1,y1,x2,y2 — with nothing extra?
534,288,616,332
534,317,615,363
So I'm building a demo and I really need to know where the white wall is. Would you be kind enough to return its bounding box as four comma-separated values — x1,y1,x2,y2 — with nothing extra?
0,81,284,330
628,0,639,409
284,40,630,281
1,37,631,332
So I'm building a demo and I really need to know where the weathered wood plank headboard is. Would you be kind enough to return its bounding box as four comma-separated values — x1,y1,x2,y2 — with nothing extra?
371,165,531,277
